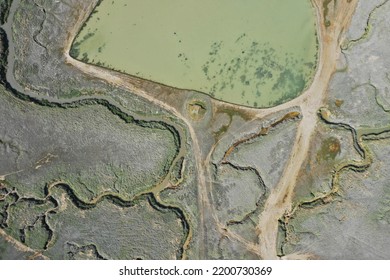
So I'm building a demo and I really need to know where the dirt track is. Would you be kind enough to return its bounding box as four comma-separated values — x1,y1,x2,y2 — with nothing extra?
63,0,359,259
256,0,359,259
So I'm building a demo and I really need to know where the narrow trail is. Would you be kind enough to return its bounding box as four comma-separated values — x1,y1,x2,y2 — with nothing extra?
60,1,223,259
64,55,210,259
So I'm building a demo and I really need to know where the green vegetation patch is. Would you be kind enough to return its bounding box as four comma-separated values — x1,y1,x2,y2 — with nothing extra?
0,0,12,25
317,137,341,161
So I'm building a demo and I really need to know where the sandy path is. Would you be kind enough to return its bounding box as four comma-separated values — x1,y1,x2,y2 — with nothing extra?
256,0,359,259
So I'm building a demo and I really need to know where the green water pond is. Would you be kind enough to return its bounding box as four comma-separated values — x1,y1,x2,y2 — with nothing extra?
71,0,318,108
